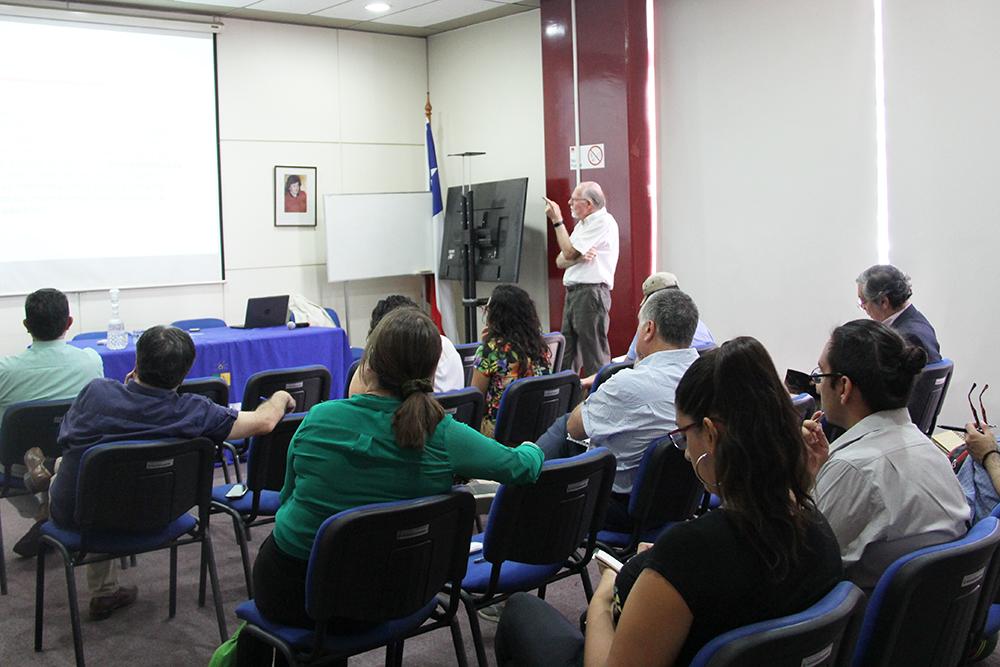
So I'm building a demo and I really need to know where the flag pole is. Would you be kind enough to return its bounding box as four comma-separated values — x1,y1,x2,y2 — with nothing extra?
424,93,444,332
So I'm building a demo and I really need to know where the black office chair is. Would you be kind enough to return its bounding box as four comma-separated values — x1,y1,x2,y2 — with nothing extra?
543,331,566,371
344,358,361,397
177,377,242,484
852,516,1000,667
590,360,634,394
171,318,227,330
689,580,867,667
455,342,480,387
34,438,227,666
459,448,616,667
492,370,582,447
207,414,304,598
235,489,476,666
241,365,331,413
791,392,817,420
435,388,485,430
0,399,73,498
596,436,705,558
907,358,954,436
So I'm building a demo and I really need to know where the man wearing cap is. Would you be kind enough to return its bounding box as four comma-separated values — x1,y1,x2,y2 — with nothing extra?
543,181,620,375
624,272,715,360
535,288,701,529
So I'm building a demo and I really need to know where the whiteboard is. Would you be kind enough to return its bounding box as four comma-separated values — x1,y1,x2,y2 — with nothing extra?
324,192,435,282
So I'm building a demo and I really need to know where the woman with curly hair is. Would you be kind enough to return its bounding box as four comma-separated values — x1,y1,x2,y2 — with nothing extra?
472,284,552,436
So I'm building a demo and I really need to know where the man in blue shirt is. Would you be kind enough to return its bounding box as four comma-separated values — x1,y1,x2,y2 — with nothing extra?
49,325,295,621
536,288,701,529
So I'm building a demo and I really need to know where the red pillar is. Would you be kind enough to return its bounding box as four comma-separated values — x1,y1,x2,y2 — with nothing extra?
541,0,654,359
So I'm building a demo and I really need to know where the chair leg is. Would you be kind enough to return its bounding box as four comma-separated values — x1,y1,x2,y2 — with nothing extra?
580,567,594,602
218,449,232,484
537,584,547,600
449,613,469,667
60,548,85,667
34,542,47,651
130,555,137,567
384,640,404,667
0,510,7,596
203,533,228,642
231,513,253,598
119,556,128,570
168,546,178,618
461,594,489,667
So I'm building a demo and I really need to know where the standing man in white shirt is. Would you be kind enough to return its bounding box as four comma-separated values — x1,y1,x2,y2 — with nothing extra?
544,181,620,375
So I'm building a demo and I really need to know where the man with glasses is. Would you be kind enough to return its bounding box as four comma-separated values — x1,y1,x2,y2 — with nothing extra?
802,319,967,591
535,288,699,530
856,264,941,363
543,181,620,375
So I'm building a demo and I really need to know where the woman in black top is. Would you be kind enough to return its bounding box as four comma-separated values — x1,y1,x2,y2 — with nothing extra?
582,336,843,666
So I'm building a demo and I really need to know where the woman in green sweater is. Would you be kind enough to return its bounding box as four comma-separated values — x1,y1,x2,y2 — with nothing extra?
249,306,544,634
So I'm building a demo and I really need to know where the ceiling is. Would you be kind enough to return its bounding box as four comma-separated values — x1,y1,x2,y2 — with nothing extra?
25,0,540,36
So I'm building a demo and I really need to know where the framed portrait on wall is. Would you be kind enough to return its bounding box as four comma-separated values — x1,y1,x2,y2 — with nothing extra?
274,165,317,227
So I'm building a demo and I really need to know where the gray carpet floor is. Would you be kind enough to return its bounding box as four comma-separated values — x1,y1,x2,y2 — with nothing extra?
0,468,593,666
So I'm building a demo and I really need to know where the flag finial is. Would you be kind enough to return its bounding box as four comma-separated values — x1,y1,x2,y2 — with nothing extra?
425,93,432,122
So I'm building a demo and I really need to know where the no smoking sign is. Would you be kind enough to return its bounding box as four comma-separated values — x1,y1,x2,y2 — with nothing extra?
569,143,606,170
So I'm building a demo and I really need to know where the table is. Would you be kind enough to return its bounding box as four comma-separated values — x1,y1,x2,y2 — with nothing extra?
70,326,352,404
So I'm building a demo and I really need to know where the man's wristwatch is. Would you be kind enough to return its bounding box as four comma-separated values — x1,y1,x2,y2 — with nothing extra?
551,219,564,228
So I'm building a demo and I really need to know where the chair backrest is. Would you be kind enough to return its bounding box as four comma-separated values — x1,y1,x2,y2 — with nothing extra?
455,342,480,386
177,377,230,407
695,343,717,356
591,360,634,394
323,307,342,328
343,358,361,397
434,388,485,430
0,399,74,471
627,437,704,531
72,331,105,341
966,505,1000,659
791,392,817,420
493,370,581,446
171,317,227,330
241,365,331,412
75,438,215,543
543,332,566,371
690,581,867,667
907,358,954,436
245,414,304,497
482,448,615,569
853,516,1000,667
306,489,476,624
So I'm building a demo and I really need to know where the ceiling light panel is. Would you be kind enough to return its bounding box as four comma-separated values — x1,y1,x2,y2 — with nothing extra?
372,0,497,27
312,0,422,21
247,0,344,13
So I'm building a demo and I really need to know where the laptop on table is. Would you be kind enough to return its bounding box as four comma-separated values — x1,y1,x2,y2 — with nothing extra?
230,295,290,329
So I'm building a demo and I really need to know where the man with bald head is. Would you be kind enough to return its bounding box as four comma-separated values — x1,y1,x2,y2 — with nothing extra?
544,181,620,374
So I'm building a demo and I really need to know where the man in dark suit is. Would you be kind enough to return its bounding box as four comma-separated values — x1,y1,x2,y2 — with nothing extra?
856,264,941,363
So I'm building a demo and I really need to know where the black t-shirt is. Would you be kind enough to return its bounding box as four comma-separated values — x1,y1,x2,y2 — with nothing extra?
616,508,843,666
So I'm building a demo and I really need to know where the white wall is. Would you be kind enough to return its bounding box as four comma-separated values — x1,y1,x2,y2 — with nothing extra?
427,10,549,342
883,0,1000,425
656,0,877,380
0,17,428,356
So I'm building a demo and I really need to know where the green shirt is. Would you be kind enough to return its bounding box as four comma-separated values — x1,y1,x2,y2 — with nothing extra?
273,393,545,560
0,339,104,426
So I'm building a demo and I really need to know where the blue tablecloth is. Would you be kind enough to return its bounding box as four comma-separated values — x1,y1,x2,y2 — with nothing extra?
70,326,351,404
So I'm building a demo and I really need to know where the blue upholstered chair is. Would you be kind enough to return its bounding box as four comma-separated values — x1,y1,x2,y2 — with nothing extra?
240,365,331,413
435,387,485,430
235,489,476,666
792,392,818,420
458,448,616,667
907,358,954,436
590,360,634,394
178,377,241,484
208,414,304,598
543,331,566,371
0,398,73,498
343,358,361,397
171,317,227,330
852,517,1000,667
34,438,227,666
455,342,480,387
689,580,867,667
963,504,1000,662
595,436,704,558
492,370,581,447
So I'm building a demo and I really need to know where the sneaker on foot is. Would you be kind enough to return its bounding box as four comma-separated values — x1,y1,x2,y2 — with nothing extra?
477,601,505,623
89,585,138,621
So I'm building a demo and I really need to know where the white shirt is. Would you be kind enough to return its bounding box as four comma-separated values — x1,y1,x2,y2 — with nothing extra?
581,347,699,494
434,335,465,393
563,207,620,289
881,302,911,327
815,408,970,590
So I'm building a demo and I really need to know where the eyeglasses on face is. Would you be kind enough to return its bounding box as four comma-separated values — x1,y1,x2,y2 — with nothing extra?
667,422,699,451
809,367,843,386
